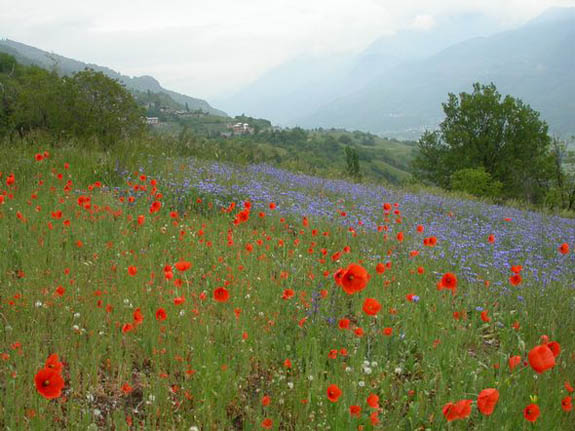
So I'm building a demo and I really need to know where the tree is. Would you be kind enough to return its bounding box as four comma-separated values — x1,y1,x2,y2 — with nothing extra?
345,146,361,179
64,69,144,146
411,83,554,204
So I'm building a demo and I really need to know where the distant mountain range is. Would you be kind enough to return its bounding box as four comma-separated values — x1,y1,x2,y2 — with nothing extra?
0,39,227,117
219,7,575,138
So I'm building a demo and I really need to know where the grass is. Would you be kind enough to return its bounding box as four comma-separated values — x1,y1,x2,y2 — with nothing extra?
0,138,574,430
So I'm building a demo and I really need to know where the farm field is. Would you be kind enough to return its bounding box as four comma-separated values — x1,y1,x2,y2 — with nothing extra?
1,144,574,430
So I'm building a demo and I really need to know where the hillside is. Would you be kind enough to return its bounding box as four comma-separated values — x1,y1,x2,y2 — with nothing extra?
0,38,227,117
217,12,503,129
299,8,575,138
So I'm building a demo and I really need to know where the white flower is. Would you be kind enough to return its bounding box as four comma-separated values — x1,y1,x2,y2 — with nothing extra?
35,301,43,308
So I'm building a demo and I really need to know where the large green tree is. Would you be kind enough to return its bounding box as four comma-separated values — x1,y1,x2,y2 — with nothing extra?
412,83,554,203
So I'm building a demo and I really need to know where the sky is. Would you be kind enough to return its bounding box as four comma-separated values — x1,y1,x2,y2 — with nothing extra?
1,0,575,101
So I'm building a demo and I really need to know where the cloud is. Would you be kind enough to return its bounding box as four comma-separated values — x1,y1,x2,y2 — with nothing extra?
411,14,436,30
1,0,575,100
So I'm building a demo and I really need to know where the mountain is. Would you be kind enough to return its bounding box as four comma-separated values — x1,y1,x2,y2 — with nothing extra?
0,39,227,117
298,8,575,138
217,12,503,126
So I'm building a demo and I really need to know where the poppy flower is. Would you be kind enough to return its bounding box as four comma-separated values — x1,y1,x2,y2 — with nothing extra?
480,310,491,322
438,272,457,294
327,384,342,402
362,298,381,316
122,383,133,394
349,405,361,417
174,261,191,272
34,367,65,400
488,234,495,243
561,396,572,412
383,327,393,336
155,308,167,321
45,354,63,373
213,287,229,303
509,274,522,286
559,243,569,255
341,263,369,295
261,395,271,406
261,418,273,429
546,341,561,357
122,323,134,334
565,381,574,393
523,404,540,422
528,344,556,374
508,355,521,371
442,399,473,421
367,394,379,409
133,308,144,326
477,388,499,416
128,266,137,276
338,318,350,330
375,263,386,274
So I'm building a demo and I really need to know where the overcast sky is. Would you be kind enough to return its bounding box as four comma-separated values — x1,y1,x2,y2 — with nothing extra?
1,0,575,101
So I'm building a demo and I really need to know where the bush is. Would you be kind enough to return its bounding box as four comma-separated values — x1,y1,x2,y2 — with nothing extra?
450,167,502,198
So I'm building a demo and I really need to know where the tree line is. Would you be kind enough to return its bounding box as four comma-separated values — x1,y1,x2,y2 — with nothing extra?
411,83,575,211
0,53,144,147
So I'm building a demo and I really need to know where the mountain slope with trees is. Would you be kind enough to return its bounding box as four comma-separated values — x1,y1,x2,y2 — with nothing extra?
0,38,227,117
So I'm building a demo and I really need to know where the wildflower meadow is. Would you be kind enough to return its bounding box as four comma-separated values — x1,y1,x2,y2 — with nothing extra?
0,143,574,430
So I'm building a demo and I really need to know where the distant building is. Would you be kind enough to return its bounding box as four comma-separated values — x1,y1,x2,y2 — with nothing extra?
227,122,254,135
145,117,159,125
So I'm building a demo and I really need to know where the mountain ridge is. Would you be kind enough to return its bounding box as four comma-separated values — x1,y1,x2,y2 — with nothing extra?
0,38,227,117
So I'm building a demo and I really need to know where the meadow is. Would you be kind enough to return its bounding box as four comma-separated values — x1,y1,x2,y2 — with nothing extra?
0,140,574,430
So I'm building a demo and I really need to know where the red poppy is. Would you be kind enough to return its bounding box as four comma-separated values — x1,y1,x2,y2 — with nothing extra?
174,261,191,272
509,274,522,286
383,327,393,336
122,383,133,394
375,263,386,274
565,381,574,393
559,243,569,255
261,418,273,429
261,395,271,406
341,263,369,295
416,224,424,233
442,399,473,421
528,344,556,374
561,396,573,412
477,388,499,416
523,404,540,422
546,341,561,357
480,310,491,322
349,405,361,417
367,393,379,409
282,289,295,300
508,355,521,371
338,318,350,330
34,367,65,400
510,265,523,274
128,266,137,276
327,384,342,402
133,308,144,326
155,308,167,321
488,234,495,243
438,272,457,294
122,323,134,333
45,354,63,373
213,287,229,303
362,298,381,316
